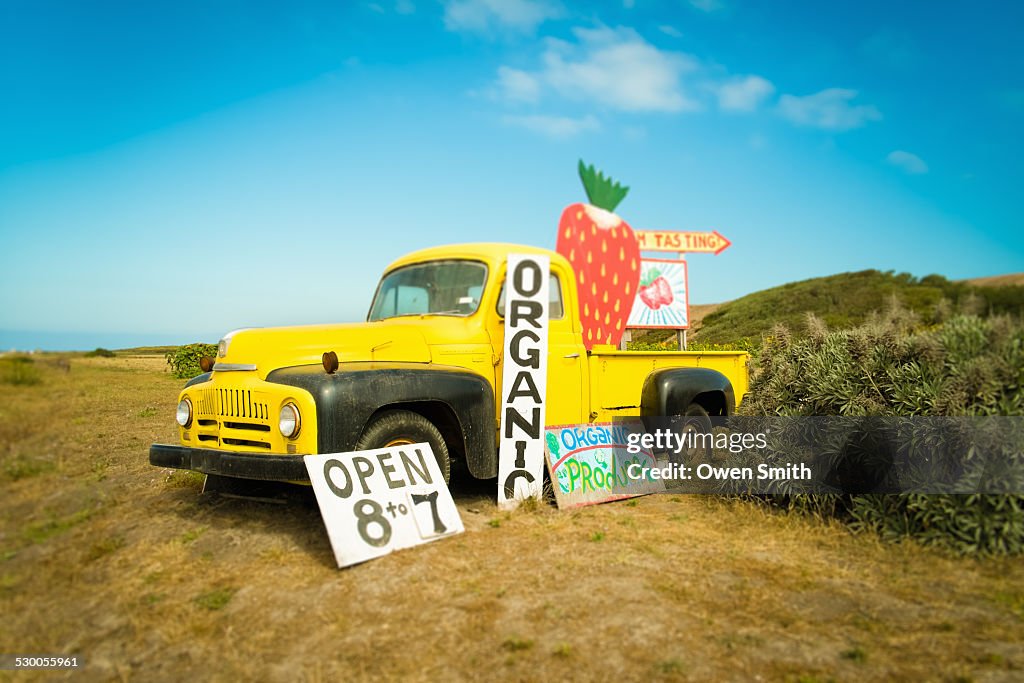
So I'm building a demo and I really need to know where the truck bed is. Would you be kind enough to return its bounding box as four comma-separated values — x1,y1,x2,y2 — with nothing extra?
587,350,749,420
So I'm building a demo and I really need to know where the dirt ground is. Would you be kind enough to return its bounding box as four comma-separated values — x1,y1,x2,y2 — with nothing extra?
2,356,1023,682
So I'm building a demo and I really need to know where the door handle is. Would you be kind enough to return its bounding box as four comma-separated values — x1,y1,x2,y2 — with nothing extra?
563,353,580,358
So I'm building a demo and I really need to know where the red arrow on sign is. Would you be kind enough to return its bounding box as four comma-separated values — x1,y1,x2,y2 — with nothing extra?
635,230,732,255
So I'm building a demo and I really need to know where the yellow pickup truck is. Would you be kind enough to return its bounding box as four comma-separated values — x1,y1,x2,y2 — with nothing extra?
150,243,748,484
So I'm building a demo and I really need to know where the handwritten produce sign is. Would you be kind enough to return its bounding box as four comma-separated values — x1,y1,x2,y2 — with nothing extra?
544,421,664,509
304,443,464,568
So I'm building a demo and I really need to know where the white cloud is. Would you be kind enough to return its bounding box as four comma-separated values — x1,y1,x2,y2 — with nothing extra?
502,114,600,138
494,66,541,102
515,26,700,112
395,0,416,14
658,24,683,38
543,28,699,112
887,150,928,174
715,75,775,111
777,88,881,131
688,0,725,13
443,0,560,34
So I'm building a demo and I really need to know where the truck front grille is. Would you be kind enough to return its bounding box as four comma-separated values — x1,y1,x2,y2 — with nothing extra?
193,386,274,451
196,387,269,420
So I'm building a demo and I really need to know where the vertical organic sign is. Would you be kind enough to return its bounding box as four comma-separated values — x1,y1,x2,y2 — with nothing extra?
497,254,550,509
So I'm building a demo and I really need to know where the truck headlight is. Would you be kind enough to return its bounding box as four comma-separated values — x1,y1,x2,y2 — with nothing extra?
176,398,193,427
217,328,249,358
279,403,301,438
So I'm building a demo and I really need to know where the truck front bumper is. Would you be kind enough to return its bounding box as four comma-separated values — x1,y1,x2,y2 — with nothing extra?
149,444,310,481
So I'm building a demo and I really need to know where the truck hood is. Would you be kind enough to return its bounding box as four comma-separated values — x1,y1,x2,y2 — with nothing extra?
218,321,433,376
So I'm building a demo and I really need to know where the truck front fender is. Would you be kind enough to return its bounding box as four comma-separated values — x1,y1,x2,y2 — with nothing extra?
641,367,736,419
266,362,496,479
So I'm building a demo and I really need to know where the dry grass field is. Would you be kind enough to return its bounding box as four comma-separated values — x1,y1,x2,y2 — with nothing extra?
965,273,1024,288
2,355,1024,682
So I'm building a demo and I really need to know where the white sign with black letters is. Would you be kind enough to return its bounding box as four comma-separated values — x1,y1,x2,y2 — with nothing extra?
497,254,550,509
304,443,464,568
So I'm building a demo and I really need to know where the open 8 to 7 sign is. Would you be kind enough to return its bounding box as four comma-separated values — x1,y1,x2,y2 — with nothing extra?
304,443,464,568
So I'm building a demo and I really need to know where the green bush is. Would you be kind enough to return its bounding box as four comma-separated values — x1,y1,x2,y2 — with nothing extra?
624,330,758,353
627,340,679,351
0,356,41,386
849,494,1024,556
165,343,218,379
743,310,1024,417
742,310,1024,555
626,329,679,351
85,347,116,358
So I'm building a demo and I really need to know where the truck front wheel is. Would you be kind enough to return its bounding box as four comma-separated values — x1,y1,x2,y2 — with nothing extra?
354,410,451,484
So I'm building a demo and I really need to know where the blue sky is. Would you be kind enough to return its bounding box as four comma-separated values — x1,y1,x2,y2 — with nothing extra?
1,0,1021,350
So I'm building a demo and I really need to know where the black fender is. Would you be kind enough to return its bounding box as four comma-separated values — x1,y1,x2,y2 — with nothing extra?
266,362,497,479
641,367,735,420
184,372,212,388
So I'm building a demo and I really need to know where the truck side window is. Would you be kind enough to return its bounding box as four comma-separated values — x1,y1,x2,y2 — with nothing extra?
496,274,564,320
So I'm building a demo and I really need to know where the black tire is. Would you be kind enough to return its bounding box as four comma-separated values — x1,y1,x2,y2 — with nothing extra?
354,410,451,484
676,403,713,466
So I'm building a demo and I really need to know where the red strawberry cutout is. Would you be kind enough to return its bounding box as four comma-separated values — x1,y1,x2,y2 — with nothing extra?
556,161,641,349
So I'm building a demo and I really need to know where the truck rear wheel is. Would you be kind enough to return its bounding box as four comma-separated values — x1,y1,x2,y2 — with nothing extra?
354,410,451,484
675,403,713,466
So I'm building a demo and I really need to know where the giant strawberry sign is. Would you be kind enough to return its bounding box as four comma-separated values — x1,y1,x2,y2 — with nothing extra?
556,161,641,349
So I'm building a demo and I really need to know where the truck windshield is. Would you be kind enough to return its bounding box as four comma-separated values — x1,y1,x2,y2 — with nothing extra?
368,260,488,321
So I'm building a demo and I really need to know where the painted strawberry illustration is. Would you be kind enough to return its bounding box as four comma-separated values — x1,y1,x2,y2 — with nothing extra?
638,268,674,310
556,161,641,349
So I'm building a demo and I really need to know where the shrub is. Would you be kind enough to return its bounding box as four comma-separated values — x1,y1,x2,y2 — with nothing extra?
0,356,41,386
165,343,218,379
849,494,1024,556
85,347,116,358
743,311,1024,417
625,332,756,353
627,340,679,351
742,311,1024,555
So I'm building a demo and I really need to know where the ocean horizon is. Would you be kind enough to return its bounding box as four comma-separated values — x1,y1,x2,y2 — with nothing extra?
0,329,218,353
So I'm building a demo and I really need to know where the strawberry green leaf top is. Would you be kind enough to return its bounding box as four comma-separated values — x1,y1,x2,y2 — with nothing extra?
578,159,629,213
640,268,661,287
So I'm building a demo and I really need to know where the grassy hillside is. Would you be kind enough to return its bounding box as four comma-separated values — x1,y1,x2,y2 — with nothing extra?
695,270,1024,345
